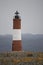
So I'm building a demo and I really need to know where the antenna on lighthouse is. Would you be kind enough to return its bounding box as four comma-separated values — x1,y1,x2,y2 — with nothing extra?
15,11,19,14
15,11,20,19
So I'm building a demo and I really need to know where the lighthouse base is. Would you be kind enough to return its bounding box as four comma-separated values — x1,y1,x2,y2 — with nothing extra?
12,40,22,51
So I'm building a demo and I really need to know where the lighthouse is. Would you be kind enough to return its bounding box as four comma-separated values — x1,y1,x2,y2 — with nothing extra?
12,11,22,51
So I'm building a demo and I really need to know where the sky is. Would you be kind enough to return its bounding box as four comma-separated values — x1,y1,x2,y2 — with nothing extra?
0,0,43,35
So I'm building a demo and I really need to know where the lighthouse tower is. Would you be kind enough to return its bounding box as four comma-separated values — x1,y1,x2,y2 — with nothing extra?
12,11,22,51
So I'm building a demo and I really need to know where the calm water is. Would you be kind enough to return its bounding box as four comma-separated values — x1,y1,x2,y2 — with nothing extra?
0,34,43,52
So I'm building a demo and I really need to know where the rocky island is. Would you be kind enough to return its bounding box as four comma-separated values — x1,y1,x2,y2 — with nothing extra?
0,51,43,65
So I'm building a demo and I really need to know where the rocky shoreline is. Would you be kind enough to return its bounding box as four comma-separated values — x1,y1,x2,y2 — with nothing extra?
0,51,43,65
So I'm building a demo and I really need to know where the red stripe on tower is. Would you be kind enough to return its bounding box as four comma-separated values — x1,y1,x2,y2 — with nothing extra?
12,11,22,51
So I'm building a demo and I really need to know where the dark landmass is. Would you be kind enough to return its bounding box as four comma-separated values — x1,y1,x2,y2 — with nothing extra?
0,34,43,52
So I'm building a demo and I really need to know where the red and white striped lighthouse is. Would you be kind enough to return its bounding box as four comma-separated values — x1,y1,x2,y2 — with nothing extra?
12,11,22,51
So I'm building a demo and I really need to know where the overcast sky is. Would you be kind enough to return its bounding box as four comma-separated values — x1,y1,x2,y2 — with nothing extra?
0,0,43,35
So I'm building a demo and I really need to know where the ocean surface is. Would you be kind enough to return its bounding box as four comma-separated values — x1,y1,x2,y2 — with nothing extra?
0,34,43,52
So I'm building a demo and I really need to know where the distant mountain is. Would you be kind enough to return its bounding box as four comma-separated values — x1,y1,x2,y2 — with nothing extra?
0,35,12,52
22,34,43,39
0,34,43,52
22,34,43,52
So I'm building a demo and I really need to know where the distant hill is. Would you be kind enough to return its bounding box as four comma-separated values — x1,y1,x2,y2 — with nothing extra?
0,34,43,52
22,34,43,52
0,35,12,52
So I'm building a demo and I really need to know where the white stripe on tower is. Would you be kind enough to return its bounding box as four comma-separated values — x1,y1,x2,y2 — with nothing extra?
13,29,21,40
